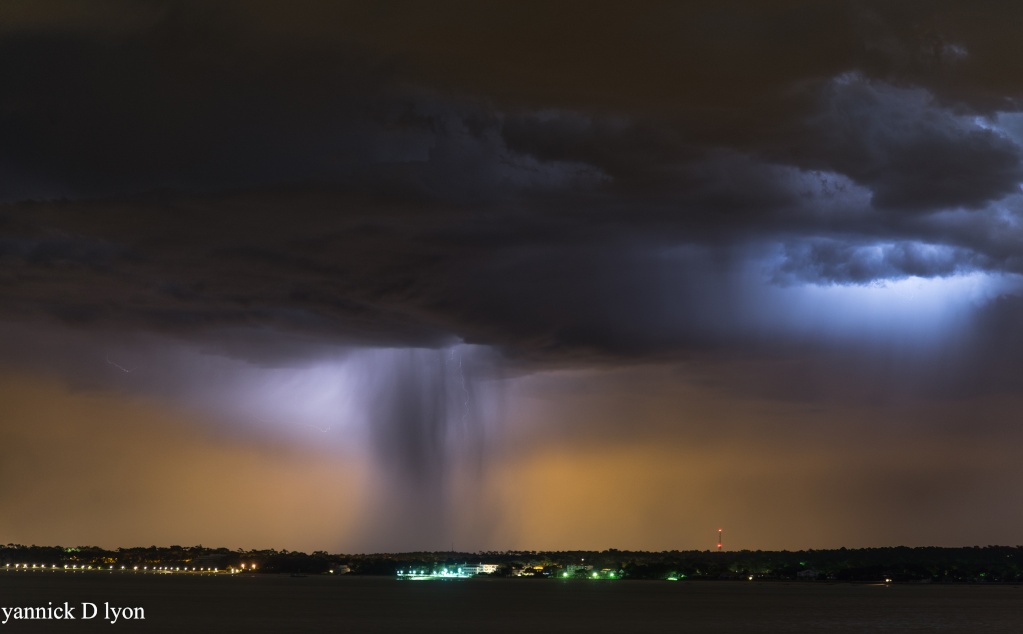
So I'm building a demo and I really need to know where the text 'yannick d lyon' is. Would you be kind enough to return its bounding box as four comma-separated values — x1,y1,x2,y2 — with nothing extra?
2,602,144,625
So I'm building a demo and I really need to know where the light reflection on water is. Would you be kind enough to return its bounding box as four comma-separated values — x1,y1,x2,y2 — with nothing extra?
1,574,1021,633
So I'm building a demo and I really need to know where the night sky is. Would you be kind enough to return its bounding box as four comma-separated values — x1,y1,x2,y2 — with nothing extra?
3,1,1023,553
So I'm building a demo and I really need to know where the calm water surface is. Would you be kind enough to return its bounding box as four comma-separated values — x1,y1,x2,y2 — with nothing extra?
1,572,1021,632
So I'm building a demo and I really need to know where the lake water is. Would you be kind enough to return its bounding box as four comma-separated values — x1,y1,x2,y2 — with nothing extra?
1,572,1021,632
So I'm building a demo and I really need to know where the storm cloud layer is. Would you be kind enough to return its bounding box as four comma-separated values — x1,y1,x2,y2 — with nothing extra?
1,0,1022,361
3,1,1023,551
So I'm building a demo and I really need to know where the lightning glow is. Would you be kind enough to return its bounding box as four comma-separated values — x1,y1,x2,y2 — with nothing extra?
761,272,1022,343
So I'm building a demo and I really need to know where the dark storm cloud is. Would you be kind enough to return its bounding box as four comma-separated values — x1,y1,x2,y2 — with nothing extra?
1,0,1023,369
789,73,1023,212
773,238,987,285
7,0,1023,554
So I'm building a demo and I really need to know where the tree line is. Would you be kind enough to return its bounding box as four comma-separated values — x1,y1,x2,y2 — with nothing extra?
2,544,1021,581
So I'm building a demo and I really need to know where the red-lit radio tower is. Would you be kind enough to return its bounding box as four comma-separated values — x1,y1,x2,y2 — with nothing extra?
717,529,723,552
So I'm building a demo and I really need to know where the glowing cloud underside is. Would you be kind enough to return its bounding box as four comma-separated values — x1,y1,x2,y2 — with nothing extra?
663,244,1021,346
746,267,1021,344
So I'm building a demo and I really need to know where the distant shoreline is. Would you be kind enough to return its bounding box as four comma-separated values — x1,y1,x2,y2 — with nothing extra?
3,544,1021,583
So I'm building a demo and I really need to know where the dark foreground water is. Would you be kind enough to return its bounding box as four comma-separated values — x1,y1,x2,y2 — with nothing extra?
1,572,1022,632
